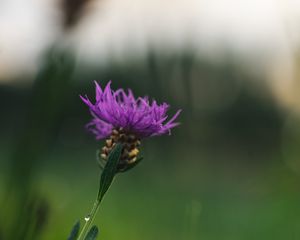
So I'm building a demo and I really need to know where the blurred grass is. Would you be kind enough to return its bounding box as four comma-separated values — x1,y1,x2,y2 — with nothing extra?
5,156,300,239
0,136,300,240
1,50,300,239
1,139,299,240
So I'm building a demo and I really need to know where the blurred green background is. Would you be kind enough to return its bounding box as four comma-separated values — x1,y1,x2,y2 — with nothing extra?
1,1,300,239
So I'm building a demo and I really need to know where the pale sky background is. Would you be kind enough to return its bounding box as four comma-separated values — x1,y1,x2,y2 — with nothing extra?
0,0,300,88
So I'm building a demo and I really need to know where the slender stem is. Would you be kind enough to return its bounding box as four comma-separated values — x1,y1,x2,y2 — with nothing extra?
77,144,121,239
77,198,101,240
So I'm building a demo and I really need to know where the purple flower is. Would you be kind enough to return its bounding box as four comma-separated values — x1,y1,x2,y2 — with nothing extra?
81,81,181,171
80,81,181,140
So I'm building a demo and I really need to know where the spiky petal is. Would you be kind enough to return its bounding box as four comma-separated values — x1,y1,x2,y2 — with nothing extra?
81,81,181,140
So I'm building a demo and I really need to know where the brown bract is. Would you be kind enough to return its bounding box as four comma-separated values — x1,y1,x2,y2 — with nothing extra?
100,128,141,171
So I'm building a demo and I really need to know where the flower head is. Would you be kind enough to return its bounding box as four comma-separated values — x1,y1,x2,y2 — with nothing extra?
81,81,181,171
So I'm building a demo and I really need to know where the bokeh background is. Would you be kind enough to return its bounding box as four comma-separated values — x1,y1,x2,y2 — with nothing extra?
1,0,300,239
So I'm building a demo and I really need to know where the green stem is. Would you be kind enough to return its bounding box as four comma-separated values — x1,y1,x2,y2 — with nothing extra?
77,144,122,239
77,198,101,240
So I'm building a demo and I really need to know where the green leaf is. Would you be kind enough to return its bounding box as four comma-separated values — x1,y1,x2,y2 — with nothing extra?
84,226,99,240
118,157,143,173
67,221,80,240
97,143,123,201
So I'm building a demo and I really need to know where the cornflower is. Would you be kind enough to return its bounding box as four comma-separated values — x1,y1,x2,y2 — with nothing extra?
80,81,181,171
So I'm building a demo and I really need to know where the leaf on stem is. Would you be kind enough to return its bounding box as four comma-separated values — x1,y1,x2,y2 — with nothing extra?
84,226,99,240
67,221,80,240
97,143,123,201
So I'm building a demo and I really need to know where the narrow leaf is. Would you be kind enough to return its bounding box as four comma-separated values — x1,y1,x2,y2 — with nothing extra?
84,225,99,240
97,143,123,201
67,221,80,240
